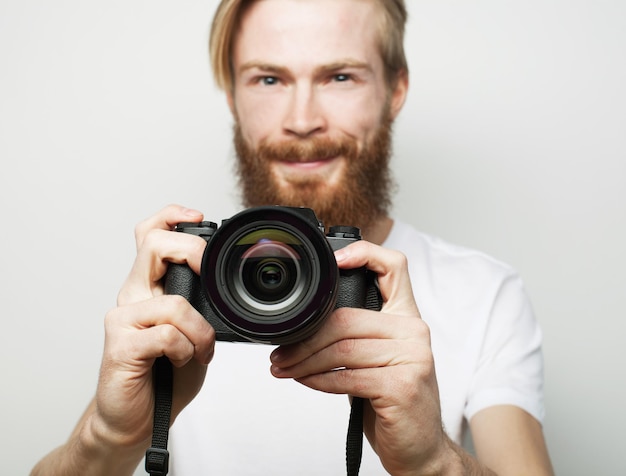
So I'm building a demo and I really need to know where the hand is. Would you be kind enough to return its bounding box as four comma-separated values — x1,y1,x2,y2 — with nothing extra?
31,205,216,476
93,205,215,452
269,240,448,475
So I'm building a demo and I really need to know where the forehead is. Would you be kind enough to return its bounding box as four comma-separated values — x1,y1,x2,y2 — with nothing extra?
233,0,383,69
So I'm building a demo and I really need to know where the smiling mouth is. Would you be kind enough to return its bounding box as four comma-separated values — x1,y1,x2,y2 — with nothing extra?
277,156,344,174
272,155,345,181
281,156,336,167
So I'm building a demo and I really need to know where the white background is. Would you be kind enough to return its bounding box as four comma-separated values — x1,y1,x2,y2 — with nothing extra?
1,1,624,474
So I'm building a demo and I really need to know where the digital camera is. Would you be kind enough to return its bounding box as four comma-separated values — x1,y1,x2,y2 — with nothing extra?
164,206,381,345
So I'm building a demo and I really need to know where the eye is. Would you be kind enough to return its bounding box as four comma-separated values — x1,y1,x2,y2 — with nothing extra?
259,76,279,86
332,73,352,82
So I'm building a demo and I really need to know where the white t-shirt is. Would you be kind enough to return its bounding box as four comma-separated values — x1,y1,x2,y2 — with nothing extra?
169,219,544,475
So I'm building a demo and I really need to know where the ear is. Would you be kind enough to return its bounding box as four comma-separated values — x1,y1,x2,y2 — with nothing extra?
388,70,409,120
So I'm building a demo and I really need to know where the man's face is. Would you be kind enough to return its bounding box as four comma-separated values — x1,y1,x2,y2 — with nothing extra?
228,0,407,230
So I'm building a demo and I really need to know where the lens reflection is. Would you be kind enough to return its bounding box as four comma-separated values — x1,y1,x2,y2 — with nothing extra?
227,233,311,318
240,241,299,304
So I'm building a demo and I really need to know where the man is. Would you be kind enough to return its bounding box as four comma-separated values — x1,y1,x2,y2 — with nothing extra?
32,0,553,474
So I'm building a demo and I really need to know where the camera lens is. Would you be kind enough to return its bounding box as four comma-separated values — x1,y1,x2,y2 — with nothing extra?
230,234,309,314
255,262,286,294
201,207,338,344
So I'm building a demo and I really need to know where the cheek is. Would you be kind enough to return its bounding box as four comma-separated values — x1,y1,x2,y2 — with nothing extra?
322,92,387,141
234,94,287,146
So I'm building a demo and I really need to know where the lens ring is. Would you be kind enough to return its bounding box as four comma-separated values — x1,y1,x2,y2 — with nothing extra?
232,240,308,315
201,207,339,344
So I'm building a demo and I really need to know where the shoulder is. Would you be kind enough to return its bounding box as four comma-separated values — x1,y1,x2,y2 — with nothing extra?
383,218,534,336
384,218,518,288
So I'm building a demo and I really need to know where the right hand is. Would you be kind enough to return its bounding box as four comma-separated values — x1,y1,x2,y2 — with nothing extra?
90,205,216,451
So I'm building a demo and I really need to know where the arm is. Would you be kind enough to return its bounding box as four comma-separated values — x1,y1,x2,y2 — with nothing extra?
31,398,148,476
470,405,554,475
31,205,216,476
270,240,553,475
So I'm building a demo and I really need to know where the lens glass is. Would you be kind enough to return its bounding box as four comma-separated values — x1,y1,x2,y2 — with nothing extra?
225,228,312,320
201,207,340,344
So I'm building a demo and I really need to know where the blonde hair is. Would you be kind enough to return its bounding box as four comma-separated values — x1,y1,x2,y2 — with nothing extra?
209,0,408,91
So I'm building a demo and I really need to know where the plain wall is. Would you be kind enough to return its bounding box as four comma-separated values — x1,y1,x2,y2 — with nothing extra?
1,1,624,474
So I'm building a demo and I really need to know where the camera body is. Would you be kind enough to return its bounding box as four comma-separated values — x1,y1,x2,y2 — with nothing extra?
164,206,381,345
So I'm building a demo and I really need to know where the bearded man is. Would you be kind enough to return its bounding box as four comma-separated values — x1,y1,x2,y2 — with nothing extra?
32,1,553,475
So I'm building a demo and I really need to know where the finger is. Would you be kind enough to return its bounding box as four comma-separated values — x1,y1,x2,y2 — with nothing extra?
271,307,429,369
119,228,208,305
293,365,421,401
135,324,198,367
271,336,416,379
105,295,215,366
272,339,433,405
134,204,203,250
334,240,420,316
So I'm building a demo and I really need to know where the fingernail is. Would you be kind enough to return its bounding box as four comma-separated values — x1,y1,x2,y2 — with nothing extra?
335,248,349,263
270,348,284,363
183,208,202,217
270,365,284,376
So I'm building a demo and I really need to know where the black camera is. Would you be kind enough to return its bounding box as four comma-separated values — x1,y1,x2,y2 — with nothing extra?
164,206,381,345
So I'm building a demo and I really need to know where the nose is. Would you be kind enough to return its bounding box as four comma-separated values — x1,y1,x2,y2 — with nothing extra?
282,83,326,138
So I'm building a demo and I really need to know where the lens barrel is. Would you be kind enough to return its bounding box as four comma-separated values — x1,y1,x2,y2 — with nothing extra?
201,207,338,344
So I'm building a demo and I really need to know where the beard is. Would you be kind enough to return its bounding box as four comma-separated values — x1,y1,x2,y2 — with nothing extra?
233,118,396,233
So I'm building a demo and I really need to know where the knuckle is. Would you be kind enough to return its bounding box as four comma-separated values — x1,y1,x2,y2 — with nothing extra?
335,367,354,384
338,369,368,394
164,293,189,310
411,317,432,342
201,326,217,347
103,307,122,333
407,341,436,382
332,307,354,331
137,228,173,260
166,294,195,320
158,323,181,347
336,338,357,356
140,228,163,251
389,249,409,270
151,295,191,325
134,219,151,246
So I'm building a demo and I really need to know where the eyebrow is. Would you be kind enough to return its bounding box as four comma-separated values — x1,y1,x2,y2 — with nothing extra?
238,62,290,77
238,59,372,77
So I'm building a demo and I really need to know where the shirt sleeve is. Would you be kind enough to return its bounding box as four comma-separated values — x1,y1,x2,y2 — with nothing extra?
464,271,545,423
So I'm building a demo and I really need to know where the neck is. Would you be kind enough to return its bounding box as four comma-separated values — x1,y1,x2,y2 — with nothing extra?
360,215,393,245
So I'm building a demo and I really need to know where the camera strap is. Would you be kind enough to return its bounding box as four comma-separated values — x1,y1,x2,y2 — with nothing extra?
344,271,384,475
346,396,365,476
145,357,365,476
145,356,173,476
145,270,382,476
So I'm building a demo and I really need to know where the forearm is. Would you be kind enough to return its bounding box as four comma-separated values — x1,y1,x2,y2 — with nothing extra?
394,434,497,476
31,439,143,476
31,403,147,476
443,436,497,476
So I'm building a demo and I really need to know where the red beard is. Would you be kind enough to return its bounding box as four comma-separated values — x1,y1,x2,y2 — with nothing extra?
233,119,396,233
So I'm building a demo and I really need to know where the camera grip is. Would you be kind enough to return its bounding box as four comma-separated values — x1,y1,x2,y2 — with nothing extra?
336,268,382,312
164,263,198,301
164,263,238,339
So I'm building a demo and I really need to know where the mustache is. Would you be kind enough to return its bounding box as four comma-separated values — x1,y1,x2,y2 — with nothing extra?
256,137,358,162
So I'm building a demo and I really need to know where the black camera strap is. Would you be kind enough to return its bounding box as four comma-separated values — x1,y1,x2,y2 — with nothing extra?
145,356,173,476
145,270,382,476
145,357,365,476
346,396,365,475
344,272,384,475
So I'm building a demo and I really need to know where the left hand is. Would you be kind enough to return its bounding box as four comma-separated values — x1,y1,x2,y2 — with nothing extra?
270,240,448,475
